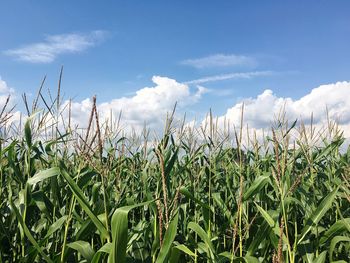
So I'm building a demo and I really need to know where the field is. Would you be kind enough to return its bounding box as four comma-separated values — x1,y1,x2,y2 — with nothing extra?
0,93,349,263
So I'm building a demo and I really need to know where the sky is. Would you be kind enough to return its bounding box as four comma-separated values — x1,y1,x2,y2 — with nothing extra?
1,1,350,136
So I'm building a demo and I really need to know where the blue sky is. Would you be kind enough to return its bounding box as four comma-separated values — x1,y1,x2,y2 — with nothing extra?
1,1,350,132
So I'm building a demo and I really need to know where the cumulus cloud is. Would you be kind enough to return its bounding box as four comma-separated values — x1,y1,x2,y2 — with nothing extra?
4,30,107,63
0,77,21,133
0,77,15,106
181,54,257,69
213,81,350,139
3,74,350,146
64,76,207,131
185,71,274,85
54,80,350,143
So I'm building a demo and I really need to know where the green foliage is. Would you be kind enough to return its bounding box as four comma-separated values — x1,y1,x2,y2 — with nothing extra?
0,106,349,262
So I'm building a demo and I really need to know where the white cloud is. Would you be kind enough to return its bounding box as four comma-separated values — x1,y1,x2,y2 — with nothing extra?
185,71,274,85
0,78,14,93
3,74,350,147
213,81,350,139
4,30,107,63
0,77,21,132
48,79,350,143
181,54,257,69
64,76,206,131
0,77,15,106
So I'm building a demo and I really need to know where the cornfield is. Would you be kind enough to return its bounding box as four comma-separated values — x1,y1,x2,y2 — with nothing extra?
0,78,349,262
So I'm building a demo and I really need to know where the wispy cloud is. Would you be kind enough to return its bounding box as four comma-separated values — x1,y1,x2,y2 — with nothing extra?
184,71,274,85
4,30,108,63
181,54,257,69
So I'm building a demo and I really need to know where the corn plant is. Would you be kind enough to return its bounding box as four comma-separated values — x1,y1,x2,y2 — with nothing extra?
0,76,349,262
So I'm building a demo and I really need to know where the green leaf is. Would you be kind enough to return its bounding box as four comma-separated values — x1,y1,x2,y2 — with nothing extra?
174,244,196,258
60,166,109,240
247,221,270,255
108,200,153,263
168,247,181,263
67,241,95,262
165,147,179,176
313,251,327,263
32,191,56,219
219,253,259,263
243,255,260,263
91,243,112,263
329,236,350,262
255,203,275,227
9,193,53,263
187,222,216,261
212,192,235,226
24,110,42,148
156,212,179,263
24,117,32,148
314,138,344,163
28,167,60,185
299,241,314,263
243,175,269,201
320,218,350,245
99,242,112,253
299,188,338,244
44,215,68,239
179,187,212,211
